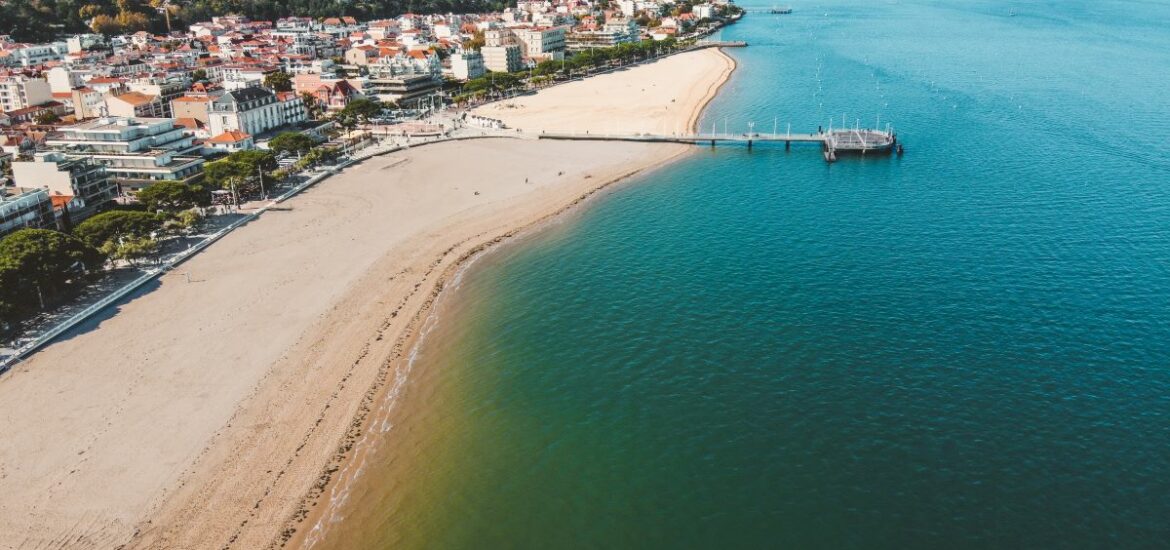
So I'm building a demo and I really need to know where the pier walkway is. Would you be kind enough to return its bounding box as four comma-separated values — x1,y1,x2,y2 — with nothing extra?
688,40,749,49
538,128,898,162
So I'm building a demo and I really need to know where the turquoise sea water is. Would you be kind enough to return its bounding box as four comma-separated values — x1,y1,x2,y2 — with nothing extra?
334,1,1170,547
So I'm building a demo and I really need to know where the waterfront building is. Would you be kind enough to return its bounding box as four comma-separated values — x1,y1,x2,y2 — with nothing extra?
208,87,283,136
513,26,567,61
305,79,363,112
566,19,639,51
482,45,523,73
42,117,203,196
450,51,486,80
11,153,116,218
0,187,54,238
365,74,440,106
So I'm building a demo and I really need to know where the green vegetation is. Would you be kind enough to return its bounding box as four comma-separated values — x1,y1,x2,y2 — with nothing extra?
73,210,162,250
34,111,62,125
333,97,387,129
268,132,319,156
135,180,211,214
203,149,278,203
292,146,341,171
0,229,103,326
0,0,508,43
302,92,324,121
263,70,294,92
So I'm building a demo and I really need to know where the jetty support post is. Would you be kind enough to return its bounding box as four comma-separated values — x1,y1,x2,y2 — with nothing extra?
747,139,753,150
785,140,791,151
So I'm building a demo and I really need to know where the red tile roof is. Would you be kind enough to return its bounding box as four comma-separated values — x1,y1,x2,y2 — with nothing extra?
207,130,251,143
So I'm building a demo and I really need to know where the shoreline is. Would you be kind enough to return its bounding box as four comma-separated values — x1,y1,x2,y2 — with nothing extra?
288,48,737,549
0,49,735,550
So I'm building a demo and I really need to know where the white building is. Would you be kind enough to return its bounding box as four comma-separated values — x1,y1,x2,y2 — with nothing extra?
47,67,84,94
0,187,55,238
482,45,522,73
0,75,52,112
450,51,485,80
208,87,286,137
693,4,716,19
2,42,67,67
43,117,204,195
65,34,105,54
513,26,567,61
11,153,116,214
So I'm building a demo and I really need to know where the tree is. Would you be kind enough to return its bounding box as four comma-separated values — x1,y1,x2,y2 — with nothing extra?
34,110,61,125
90,14,121,34
464,30,485,51
0,229,103,312
229,149,277,172
263,70,293,92
301,92,323,120
106,236,160,266
73,210,164,251
136,180,210,213
191,68,208,82
339,97,384,124
203,158,253,190
268,132,317,156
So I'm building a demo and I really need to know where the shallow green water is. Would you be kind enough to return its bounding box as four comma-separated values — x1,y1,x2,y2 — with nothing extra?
324,1,1170,547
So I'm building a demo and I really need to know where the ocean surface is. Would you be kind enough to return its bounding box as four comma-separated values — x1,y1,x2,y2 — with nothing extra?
320,1,1170,547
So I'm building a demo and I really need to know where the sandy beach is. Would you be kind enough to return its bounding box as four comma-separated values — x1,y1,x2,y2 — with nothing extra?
473,47,733,135
0,48,734,550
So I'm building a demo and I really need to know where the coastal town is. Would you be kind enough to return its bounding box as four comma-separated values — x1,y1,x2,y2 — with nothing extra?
0,0,742,348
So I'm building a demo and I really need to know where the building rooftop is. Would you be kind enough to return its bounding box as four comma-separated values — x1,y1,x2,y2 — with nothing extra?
62,116,174,132
207,130,251,143
111,91,158,106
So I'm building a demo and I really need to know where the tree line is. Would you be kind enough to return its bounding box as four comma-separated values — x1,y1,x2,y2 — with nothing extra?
0,181,208,335
0,0,511,43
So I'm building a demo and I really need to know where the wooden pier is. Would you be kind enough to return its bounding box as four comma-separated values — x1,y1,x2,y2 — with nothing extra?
538,128,898,163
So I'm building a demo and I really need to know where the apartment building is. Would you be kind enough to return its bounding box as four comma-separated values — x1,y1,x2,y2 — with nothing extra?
365,74,440,106
0,75,52,112
450,51,486,80
43,117,204,195
208,87,283,136
70,87,105,120
0,187,54,238
105,91,166,118
482,44,523,73
2,43,67,67
11,152,116,215
514,26,567,61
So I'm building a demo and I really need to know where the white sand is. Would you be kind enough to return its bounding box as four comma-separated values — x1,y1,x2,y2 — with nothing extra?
473,47,735,135
0,48,733,550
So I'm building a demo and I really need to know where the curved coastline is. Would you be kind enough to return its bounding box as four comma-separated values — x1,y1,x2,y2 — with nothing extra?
0,49,735,550
284,48,737,549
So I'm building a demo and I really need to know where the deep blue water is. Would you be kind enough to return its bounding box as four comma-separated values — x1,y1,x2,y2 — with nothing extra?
344,1,1170,547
